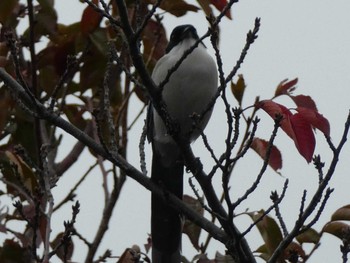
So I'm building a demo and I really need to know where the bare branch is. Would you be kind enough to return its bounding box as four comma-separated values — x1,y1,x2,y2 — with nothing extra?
232,115,281,210
268,111,350,263
139,121,148,175
242,179,288,237
53,162,98,213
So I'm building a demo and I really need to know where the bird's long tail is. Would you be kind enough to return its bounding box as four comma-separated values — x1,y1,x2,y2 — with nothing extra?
151,149,183,263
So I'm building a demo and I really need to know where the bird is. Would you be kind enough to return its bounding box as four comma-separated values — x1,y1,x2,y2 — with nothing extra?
148,24,218,263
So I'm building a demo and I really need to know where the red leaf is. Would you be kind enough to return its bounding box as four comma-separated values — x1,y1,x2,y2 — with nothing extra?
257,100,295,139
291,95,317,111
274,78,298,97
81,0,103,36
283,242,306,261
290,113,315,163
209,0,232,19
258,100,316,163
142,20,168,63
296,107,330,136
251,137,282,172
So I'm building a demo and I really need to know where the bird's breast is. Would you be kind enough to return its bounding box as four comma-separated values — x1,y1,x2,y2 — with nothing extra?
152,42,218,143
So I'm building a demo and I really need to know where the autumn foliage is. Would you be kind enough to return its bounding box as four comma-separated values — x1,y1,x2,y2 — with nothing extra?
0,0,349,263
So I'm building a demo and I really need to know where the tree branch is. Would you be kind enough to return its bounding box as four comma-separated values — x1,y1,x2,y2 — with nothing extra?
268,111,350,262
0,67,229,254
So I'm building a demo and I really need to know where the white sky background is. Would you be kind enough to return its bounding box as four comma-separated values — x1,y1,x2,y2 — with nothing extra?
6,0,350,262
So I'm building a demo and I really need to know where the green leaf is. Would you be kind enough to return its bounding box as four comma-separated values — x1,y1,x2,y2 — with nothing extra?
248,210,283,255
231,74,246,105
255,244,270,261
89,28,109,55
296,228,320,244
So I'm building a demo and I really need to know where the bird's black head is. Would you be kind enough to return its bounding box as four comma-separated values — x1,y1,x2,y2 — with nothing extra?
165,24,199,53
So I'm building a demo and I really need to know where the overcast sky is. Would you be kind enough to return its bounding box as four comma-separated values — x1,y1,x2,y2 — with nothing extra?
9,1,350,262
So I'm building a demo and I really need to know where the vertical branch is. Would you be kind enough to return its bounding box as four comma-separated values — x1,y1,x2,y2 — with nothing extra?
208,18,235,222
27,0,44,174
26,0,38,96
41,145,54,262
88,99,110,203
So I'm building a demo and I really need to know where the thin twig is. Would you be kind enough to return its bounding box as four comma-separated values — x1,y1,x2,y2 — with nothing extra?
268,111,350,263
41,145,55,262
303,188,334,231
82,0,121,27
271,190,288,237
232,115,281,210
241,179,288,237
139,121,148,175
53,162,98,212
313,155,325,183
134,0,163,39
0,67,230,254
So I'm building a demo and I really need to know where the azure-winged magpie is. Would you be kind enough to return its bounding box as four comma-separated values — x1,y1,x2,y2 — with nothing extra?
148,24,218,263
